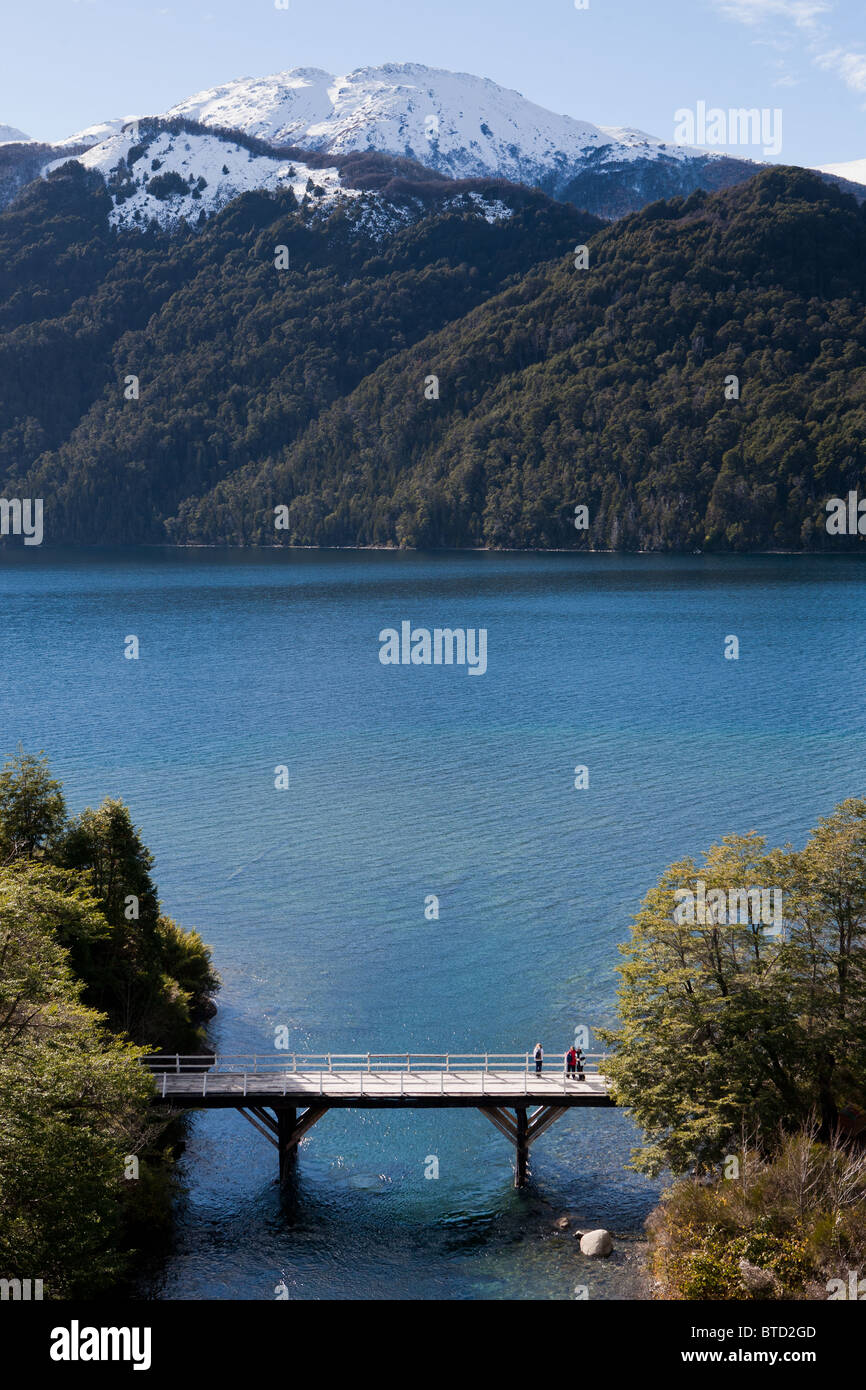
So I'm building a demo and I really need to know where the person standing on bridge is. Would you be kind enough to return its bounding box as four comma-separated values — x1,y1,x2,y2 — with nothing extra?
565,1045,577,1078
575,1046,585,1080
534,1042,543,1075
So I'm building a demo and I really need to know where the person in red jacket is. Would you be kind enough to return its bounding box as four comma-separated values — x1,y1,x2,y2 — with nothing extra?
565,1045,577,1078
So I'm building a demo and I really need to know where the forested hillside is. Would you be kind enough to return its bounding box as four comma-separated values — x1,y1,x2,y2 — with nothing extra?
0,159,598,542
2,163,866,550
176,168,866,551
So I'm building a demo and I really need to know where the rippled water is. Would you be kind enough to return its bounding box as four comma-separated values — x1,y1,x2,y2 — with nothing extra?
2,547,865,1300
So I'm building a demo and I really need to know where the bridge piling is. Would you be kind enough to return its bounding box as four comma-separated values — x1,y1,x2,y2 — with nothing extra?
515,1107,529,1188
276,1106,297,1183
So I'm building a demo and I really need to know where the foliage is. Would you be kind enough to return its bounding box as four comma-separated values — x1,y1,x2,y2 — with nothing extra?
58,798,218,1048
0,749,66,858
0,750,219,1295
0,862,158,1295
0,752,219,1051
148,170,190,201
648,1129,866,1299
601,799,866,1175
0,154,590,541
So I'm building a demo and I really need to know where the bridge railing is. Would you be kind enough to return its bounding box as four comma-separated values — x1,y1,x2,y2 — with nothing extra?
142,1052,607,1075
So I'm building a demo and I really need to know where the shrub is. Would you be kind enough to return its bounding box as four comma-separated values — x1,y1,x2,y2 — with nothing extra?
148,171,188,201
648,1128,866,1299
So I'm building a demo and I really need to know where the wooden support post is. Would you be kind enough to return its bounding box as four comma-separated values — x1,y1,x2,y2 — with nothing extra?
515,1107,529,1188
276,1106,297,1183
272,1104,330,1184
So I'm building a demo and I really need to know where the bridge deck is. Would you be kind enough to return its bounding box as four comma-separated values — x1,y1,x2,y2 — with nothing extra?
152,1068,614,1108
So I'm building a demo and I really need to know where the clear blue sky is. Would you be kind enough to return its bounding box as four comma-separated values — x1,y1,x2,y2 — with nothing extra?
3,0,863,165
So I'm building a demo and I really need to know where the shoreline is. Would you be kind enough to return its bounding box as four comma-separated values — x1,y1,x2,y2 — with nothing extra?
3,542,866,558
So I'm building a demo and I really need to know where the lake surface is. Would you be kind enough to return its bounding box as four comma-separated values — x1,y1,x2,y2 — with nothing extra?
2,547,865,1301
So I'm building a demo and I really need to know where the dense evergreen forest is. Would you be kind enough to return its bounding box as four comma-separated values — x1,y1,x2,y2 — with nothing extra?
0,751,218,1296
1,161,865,550
0,158,598,543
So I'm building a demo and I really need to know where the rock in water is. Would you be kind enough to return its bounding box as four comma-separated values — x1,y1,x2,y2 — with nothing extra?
579,1229,613,1257
554,1215,570,1230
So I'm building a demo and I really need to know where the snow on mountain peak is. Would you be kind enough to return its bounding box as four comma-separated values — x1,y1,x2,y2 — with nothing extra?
46,125,356,230
818,156,866,186
37,61,768,232
0,123,35,146
166,62,694,187
44,118,516,234
54,119,138,150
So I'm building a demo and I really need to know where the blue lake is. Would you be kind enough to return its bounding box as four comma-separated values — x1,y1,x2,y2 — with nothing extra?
2,547,865,1300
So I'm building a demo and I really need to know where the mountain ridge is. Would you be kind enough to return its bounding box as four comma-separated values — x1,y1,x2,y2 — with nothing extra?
166,62,699,183
3,62,864,224
0,153,599,540
164,62,770,219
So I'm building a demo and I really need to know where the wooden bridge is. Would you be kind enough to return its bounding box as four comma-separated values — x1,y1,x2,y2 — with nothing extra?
145,1053,615,1187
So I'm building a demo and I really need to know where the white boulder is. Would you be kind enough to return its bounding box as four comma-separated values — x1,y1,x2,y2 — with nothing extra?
579,1229,613,1257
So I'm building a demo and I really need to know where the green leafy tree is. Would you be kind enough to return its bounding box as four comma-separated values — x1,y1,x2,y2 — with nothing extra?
60,798,160,929
59,798,218,1047
0,749,66,860
776,798,866,1131
0,862,156,1296
0,755,219,1295
602,802,866,1175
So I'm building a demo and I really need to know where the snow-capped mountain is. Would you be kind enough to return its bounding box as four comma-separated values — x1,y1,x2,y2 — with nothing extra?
53,119,133,150
0,123,34,145
11,60,860,231
43,118,514,232
819,156,866,186
46,123,355,229
165,62,698,191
